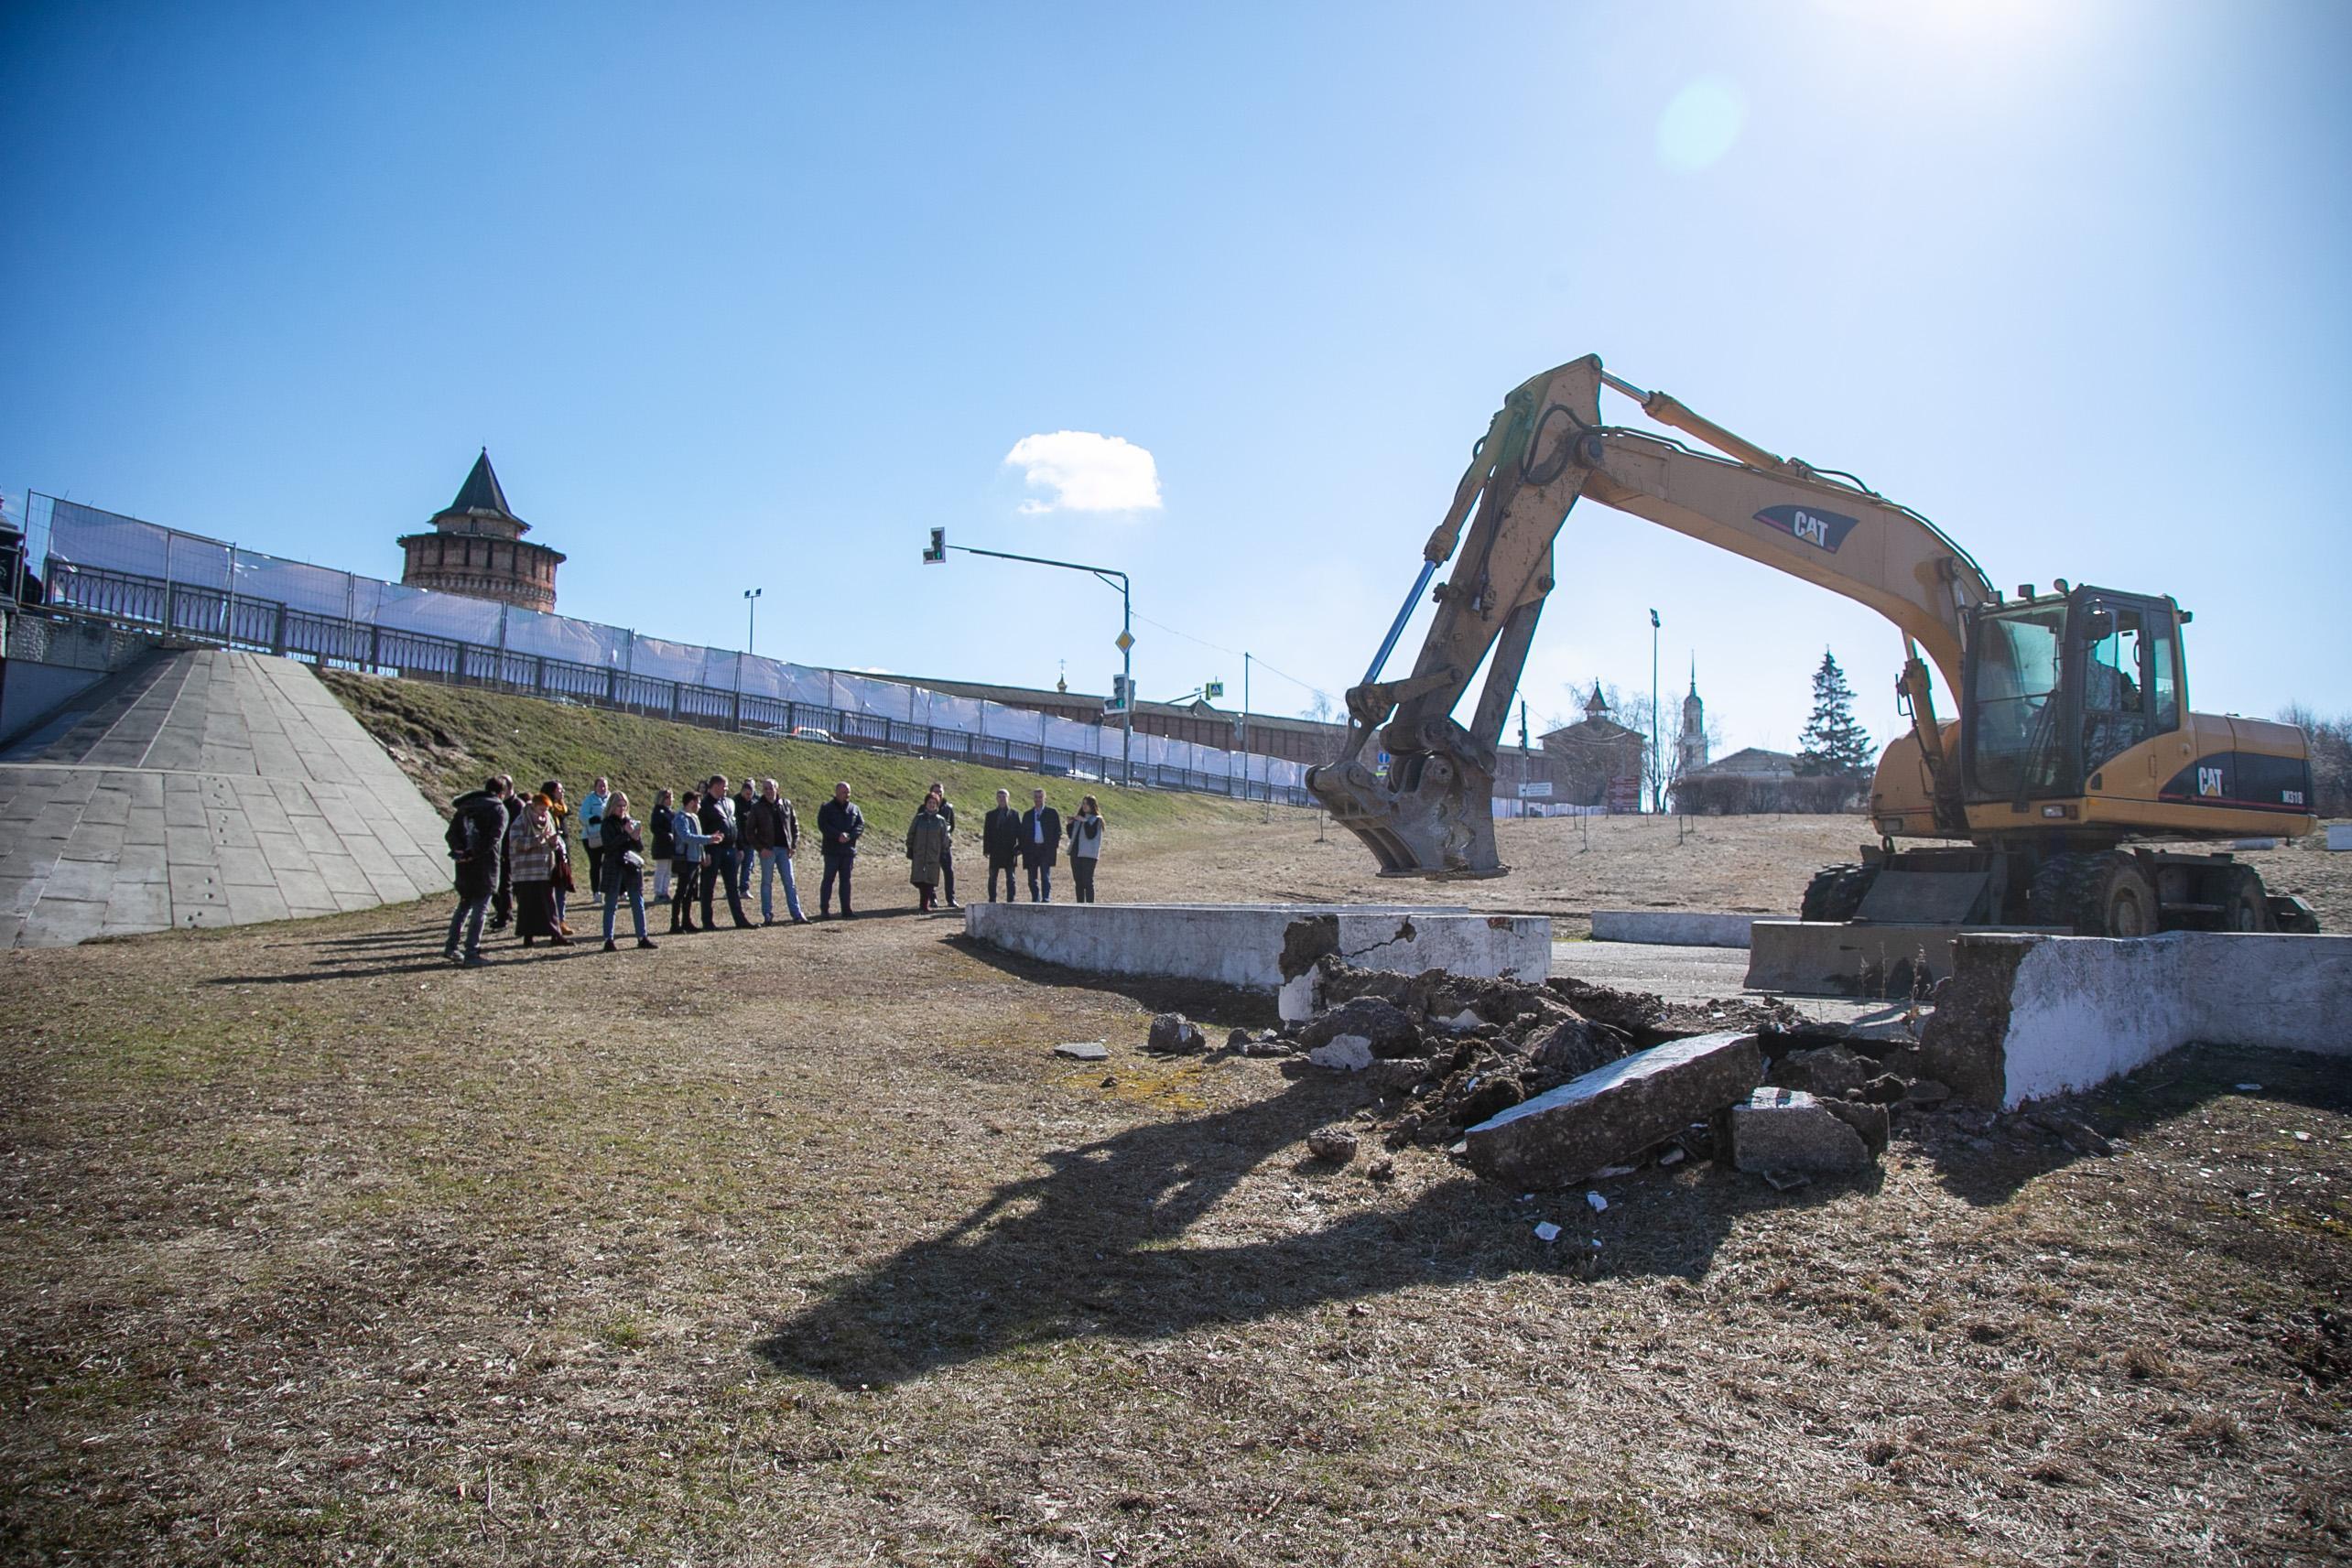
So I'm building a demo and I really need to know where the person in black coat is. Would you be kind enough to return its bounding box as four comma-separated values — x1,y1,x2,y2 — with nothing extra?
699,780,753,930
981,787,1023,903
443,778,508,966
488,773,519,930
1020,787,1062,903
816,781,864,917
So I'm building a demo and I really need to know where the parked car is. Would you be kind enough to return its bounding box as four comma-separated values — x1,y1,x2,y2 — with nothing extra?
786,725,836,744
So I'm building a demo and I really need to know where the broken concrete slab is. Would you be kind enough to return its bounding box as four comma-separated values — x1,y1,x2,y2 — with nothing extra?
1053,1042,1109,1061
1463,1030,1762,1188
1307,1034,1375,1073
1145,1014,1207,1055
1296,996,1419,1057
1921,930,2352,1109
1729,1088,1873,1176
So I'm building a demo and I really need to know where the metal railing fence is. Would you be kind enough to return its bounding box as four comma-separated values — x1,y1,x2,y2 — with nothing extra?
30,497,1315,805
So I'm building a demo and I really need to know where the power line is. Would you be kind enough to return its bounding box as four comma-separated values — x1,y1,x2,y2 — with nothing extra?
1127,607,1335,705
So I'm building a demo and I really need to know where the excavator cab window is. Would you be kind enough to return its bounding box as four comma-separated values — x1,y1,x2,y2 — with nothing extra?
1966,602,2070,798
2080,593,2180,771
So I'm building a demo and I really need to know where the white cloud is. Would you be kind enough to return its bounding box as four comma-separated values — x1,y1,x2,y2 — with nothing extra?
1003,430,1162,515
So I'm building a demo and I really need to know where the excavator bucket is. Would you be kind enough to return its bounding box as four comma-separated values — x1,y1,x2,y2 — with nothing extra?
1306,748,1503,878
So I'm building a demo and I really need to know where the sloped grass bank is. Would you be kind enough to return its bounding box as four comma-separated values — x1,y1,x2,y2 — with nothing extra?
320,667,1257,838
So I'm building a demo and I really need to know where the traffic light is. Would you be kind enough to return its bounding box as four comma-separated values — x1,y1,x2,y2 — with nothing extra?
922,527,947,565
1105,673,1131,714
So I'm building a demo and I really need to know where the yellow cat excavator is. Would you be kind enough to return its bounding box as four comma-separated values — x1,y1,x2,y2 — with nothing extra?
1306,354,2321,936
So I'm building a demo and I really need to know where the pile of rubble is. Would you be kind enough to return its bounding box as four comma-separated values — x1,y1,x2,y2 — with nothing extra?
1144,957,1993,1190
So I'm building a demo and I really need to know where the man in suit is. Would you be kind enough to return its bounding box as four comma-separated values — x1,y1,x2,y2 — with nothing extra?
1020,787,1062,903
981,788,1022,903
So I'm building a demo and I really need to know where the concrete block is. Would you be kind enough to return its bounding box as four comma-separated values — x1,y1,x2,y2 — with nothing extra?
1591,910,1757,948
2329,824,2351,852
1729,1087,1873,1175
1463,1030,1762,1187
1921,931,2352,1109
1746,920,2068,998
964,902,1551,1001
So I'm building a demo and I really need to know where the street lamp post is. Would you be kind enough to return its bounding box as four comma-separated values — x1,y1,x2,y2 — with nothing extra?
924,535,1133,788
744,587,763,655
1649,607,1661,813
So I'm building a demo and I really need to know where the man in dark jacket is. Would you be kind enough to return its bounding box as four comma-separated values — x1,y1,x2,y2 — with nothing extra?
981,787,1022,903
444,778,509,966
816,781,864,918
1020,787,1062,903
699,776,753,930
488,773,518,930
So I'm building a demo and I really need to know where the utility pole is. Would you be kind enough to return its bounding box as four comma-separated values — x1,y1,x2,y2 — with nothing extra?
744,587,762,655
1242,652,1252,803
1649,607,1662,814
923,530,1133,787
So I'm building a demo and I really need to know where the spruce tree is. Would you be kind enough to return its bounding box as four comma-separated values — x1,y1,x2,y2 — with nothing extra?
1794,650,1873,778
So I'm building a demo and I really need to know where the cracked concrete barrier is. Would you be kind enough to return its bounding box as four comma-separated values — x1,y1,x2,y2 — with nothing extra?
962,902,1551,1015
1921,930,2352,1108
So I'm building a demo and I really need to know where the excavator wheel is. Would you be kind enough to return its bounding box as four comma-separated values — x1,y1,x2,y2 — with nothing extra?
1799,863,1879,923
2029,851,2159,937
2223,868,2275,933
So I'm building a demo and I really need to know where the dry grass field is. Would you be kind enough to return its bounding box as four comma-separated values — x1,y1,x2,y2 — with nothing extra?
4,772,2348,1563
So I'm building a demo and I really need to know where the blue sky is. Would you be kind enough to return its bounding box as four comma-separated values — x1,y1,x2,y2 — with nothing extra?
5,1,2347,755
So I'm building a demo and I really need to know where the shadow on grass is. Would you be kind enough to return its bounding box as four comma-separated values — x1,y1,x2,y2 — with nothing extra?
751,1068,1873,1389
1905,1042,2352,1206
944,934,1279,1030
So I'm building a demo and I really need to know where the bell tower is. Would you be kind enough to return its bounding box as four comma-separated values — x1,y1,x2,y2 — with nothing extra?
1677,660,1708,776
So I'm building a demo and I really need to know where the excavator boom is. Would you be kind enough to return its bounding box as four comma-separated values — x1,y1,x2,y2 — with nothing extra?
1307,354,1994,875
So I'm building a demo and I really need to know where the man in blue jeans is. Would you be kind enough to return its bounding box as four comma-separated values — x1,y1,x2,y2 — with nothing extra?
699,774,753,929
749,777,807,924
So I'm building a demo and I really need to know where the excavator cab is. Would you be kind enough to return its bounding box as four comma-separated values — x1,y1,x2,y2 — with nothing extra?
1960,585,2184,807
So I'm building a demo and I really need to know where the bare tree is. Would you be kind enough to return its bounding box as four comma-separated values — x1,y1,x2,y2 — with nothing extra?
1302,690,1336,725
2279,704,2352,816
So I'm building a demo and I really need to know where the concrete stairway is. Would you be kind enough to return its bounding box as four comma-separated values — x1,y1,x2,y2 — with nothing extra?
0,648,455,946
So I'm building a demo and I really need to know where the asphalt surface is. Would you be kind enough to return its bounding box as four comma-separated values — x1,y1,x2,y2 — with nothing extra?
1552,938,1908,1026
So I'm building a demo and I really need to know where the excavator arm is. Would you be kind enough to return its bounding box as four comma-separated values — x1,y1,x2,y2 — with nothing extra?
1308,354,1994,875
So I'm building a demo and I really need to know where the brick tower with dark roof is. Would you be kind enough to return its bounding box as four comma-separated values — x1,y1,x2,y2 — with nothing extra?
396,449,565,611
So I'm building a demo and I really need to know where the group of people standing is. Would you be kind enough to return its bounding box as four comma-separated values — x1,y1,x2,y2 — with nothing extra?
442,772,1109,965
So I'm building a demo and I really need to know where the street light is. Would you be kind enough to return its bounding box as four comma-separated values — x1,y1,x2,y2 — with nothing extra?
922,532,1134,787
1649,607,1661,813
744,587,763,654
